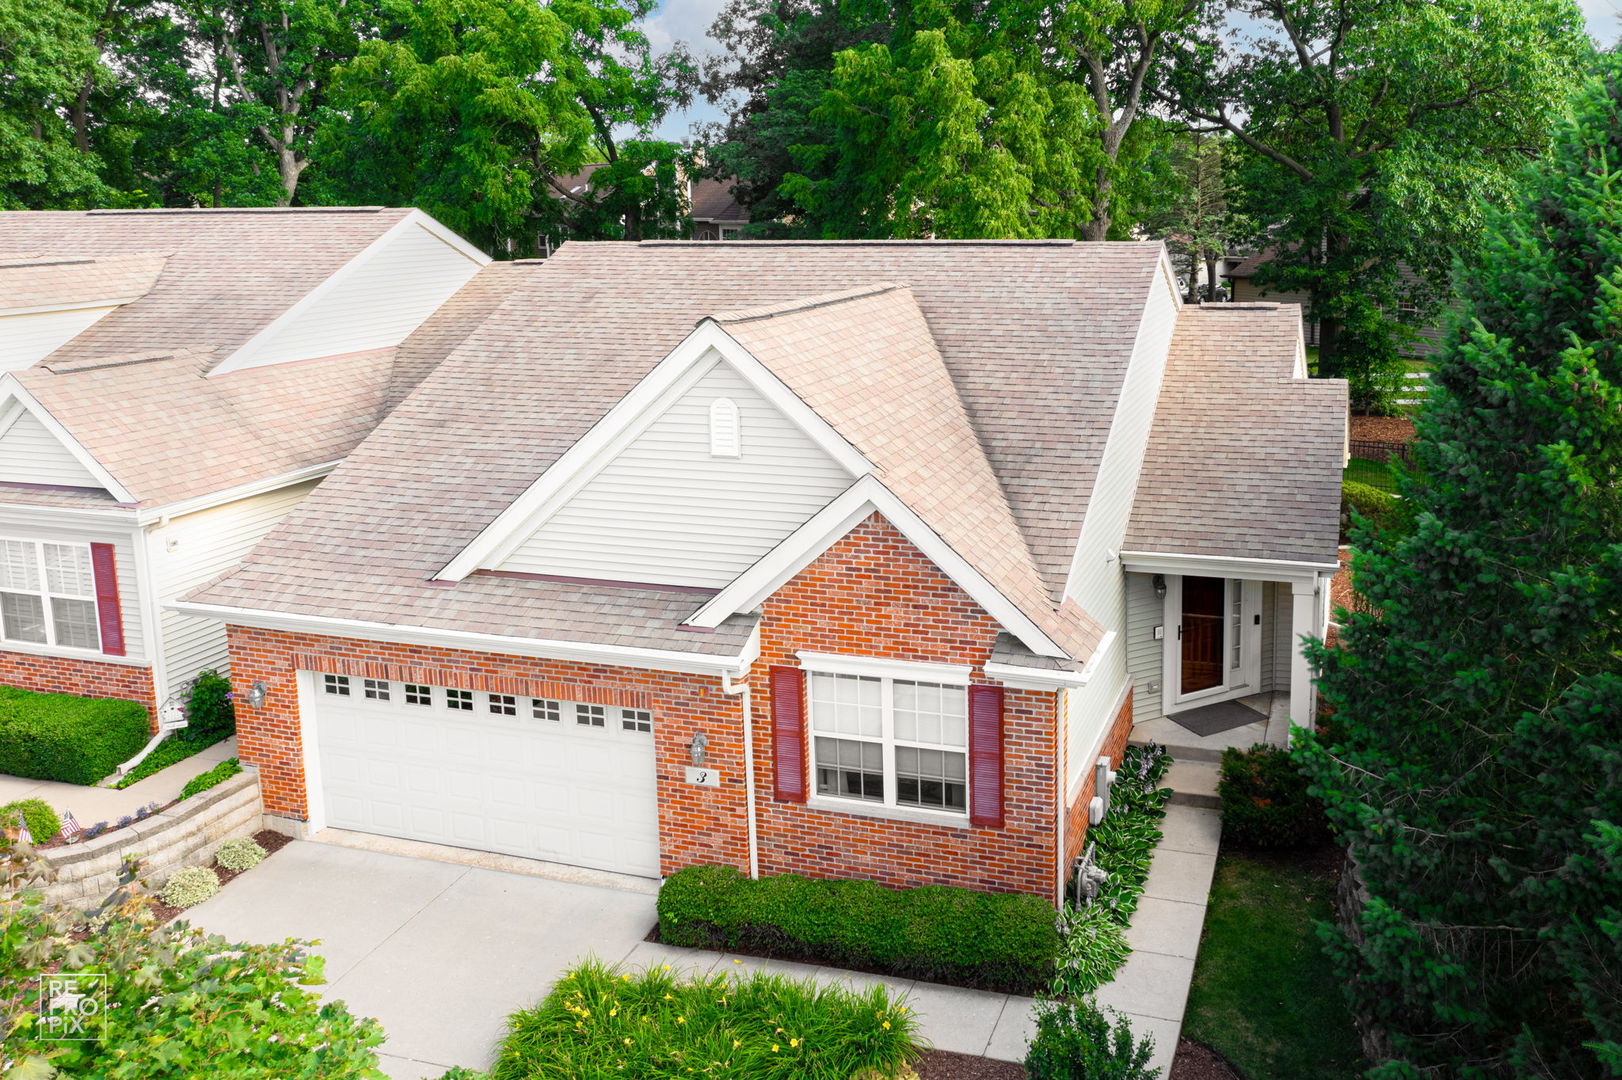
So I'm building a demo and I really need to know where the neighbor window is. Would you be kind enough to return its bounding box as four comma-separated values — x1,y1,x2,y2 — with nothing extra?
576,703,605,728
621,708,652,733
0,538,99,650
445,688,473,711
363,679,390,701
810,671,968,814
488,693,517,716
404,684,432,706
323,674,351,696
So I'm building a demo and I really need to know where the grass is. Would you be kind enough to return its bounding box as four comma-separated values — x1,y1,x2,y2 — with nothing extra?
1183,848,1366,1080
1343,457,1396,491
491,960,921,1080
113,731,229,789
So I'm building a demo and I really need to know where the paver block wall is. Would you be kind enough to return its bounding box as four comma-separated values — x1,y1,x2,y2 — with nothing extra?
37,770,262,908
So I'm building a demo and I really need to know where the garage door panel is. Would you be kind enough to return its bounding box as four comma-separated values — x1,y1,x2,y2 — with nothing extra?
311,675,660,877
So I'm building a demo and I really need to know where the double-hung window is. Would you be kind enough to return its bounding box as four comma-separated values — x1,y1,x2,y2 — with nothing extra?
809,666,969,816
0,539,99,651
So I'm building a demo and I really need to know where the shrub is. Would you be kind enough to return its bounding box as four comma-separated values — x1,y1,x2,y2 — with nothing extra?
179,758,242,800
1217,745,1332,849
658,866,1059,994
1341,479,1397,536
216,836,267,871
1051,903,1131,1000
437,1070,490,1080
160,865,221,907
181,669,236,744
0,687,148,785
1,798,59,843
1025,999,1159,1080
491,960,920,1080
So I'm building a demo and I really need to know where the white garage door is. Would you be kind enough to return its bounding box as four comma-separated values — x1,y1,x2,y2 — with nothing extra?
309,673,660,877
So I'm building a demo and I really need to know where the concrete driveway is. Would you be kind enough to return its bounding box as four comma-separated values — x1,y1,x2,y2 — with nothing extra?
186,840,663,1079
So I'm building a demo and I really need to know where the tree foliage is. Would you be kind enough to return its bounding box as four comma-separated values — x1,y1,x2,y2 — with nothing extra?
0,0,107,209
1172,0,1591,409
1295,64,1622,1077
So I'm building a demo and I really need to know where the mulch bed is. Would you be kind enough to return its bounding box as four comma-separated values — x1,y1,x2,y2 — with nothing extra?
150,828,292,925
1349,415,1415,443
916,1049,1025,1080
1169,1037,1245,1080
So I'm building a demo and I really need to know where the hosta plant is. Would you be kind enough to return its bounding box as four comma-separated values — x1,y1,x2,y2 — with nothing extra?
216,836,267,871
160,865,220,907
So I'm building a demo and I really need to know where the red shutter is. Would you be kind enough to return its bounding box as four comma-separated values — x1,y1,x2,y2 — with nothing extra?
968,684,1004,827
770,665,807,802
89,543,125,656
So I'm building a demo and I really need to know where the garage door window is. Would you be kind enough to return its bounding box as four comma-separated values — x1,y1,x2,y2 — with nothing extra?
576,703,606,728
488,693,518,716
533,699,561,722
446,689,473,711
363,679,390,701
324,674,351,696
621,709,652,733
404,684,431,706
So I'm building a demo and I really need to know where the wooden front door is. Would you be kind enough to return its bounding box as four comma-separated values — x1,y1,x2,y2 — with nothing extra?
1180,575,1225,694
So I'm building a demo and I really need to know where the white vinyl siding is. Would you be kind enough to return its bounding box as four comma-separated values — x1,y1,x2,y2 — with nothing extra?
0,410,106,490
500,359,854,588
0,517,142,660
1124,571,1164,724
0,306,118,371
151,479,318,687
225,222,483,372
1263,580,1293,693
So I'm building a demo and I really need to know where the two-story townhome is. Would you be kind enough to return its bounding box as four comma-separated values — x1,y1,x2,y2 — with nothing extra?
179,239,1346,901
0,207,521,719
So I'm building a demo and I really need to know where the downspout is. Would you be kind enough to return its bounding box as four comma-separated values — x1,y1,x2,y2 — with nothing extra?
720,669,759,880
1055,688,1069,907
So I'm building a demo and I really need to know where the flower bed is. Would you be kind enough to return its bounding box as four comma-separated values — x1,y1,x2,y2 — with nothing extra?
491,960,920,1080
1051,743,1173,997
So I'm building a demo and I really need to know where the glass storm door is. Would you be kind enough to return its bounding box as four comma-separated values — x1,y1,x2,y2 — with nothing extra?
1179,575,1226,695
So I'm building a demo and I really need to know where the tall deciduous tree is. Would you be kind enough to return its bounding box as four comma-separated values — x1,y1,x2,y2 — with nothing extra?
0,0,106,208
1171,0,1590,407
1296,65,1622,1078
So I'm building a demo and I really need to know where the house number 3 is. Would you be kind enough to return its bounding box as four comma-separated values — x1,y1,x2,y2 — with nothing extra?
684,765,720,788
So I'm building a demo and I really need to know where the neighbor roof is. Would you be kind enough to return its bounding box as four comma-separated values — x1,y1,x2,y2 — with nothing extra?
189,239,1164,659
0,208,520,509
690,178,747,224
1126,303,1346,564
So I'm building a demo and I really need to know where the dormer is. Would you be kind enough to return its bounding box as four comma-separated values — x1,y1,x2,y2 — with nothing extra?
0,253,167,371
209,211,489,376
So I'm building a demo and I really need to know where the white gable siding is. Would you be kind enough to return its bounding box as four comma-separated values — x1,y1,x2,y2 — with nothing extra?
499,359,853,588
151,479,319,688
0,306,118,371
0,410,105,490
0,517,144,661
224,221,483,372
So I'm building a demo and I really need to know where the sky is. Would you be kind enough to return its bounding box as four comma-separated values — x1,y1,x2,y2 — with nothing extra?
643,0,1622,141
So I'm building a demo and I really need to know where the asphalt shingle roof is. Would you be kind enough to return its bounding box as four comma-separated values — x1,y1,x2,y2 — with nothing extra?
1126,303,1347,565
192,239,1164,657
0,252,168,312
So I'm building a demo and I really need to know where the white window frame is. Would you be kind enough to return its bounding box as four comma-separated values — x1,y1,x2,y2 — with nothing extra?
0,537,100,652
323,674,351,696
800,655,972,825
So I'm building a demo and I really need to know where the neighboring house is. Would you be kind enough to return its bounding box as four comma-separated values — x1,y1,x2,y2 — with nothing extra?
179,239,1346,902
690,178,749,240
1226,248,1462,357
0,207,520,719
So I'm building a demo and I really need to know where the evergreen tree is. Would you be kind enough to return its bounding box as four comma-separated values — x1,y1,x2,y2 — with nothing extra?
1297,65,1622,1078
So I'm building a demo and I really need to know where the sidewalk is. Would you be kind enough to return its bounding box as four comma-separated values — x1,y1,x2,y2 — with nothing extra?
0,736,237,829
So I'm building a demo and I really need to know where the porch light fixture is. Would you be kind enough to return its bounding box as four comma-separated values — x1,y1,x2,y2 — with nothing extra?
688,732,708,767
245,681,268,709
1153,574,1167,600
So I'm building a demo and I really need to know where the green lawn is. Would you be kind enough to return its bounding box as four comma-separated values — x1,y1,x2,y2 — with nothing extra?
1343,457,1396,491
1183,848,1367,1080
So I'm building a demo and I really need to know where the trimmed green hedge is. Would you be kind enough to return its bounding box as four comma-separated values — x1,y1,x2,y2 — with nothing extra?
658,865,1059,994
0,687,149,785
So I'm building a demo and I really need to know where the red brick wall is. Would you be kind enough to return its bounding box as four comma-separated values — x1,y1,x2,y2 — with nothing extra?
224,626,751,875
0,649,156,714
1062,688,1134,884
751,513,1062,897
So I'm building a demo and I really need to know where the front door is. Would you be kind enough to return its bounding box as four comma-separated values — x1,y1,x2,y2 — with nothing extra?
1180,575,1225,694
1166,575,1263,707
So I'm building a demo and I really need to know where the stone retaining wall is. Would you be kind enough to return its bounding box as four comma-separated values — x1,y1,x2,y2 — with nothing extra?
38,770,262,909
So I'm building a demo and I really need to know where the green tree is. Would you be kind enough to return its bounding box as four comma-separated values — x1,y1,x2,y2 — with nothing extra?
1171,0,1590,410
0,0,106,208
1136,130,1250,301
1296,65,1622,1078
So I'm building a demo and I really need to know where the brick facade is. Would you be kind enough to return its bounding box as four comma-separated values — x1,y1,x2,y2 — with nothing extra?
1062,688,1135,891
0,648,156,716
224,511,1086,901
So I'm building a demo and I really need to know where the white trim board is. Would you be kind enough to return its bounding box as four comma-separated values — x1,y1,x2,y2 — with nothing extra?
796,651,972,685
683,474,1068,659
434,320,873,582
1121,550,1338,584
0,376,135,502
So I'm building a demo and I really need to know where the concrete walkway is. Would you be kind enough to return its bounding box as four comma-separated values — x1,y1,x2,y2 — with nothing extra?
1094,802,1223,1076
0,736,237,830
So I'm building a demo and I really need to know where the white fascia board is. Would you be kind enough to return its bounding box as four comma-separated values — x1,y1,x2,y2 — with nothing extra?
0,298,139,318
135,458,340,525
685,475,1069,659
983,630,1115,690
433,320,873,582
211,210,490,377
1120,549,1339,583
0,500,138,527
166,599,757,678
0,375,136,502
796,651,972,685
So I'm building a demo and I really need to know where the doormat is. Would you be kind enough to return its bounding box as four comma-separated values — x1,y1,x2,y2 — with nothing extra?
1167,699,1268,738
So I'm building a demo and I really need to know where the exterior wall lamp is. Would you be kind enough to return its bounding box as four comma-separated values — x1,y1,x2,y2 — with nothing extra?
245,681,268,709
1153,574,1167,600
